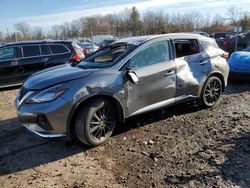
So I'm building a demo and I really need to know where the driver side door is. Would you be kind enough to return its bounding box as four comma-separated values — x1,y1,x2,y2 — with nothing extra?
0,46,21,87
125,40,176,116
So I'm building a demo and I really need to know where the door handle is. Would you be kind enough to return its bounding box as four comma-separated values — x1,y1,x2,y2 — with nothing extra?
164,70,175,77
200,60,208,65
11,60,18,65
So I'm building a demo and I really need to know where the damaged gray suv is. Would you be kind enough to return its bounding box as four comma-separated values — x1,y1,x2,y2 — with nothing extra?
16,34,229,146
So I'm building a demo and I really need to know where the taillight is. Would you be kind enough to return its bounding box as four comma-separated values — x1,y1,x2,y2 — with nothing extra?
82,49,87,55
72,53,80,62
80,49,85,55
221,52,229,59
223,40,229,47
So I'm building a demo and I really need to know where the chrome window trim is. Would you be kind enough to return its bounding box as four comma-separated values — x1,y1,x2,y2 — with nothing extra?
18,51,71,60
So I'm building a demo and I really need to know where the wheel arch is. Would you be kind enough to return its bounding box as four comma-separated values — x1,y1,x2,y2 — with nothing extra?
197,72,225,108
207,72,226,92
66,94,126,141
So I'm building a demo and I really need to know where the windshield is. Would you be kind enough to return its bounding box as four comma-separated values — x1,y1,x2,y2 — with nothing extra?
77,43,135,69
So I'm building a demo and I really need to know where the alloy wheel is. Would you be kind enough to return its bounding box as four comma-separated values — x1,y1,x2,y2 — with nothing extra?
89,105,116,141
203,79,221,106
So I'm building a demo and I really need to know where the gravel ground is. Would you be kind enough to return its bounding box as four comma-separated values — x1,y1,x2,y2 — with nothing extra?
0,82,249,188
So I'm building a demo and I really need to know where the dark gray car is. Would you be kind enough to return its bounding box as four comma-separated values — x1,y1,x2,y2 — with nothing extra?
15,34,229,146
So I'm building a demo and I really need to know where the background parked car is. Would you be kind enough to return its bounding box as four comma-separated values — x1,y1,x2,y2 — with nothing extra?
227,50,250,81
216,32,250,55
0,40,84,88
79,42,99,56
210,32,233,39
244,45,250,52
99,39,116,48
78,38,92,43
92,35,114,45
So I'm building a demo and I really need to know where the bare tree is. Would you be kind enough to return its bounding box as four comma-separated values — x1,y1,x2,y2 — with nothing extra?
143,11,168,35
14,22,31,40
239,14,250,31
129,7,142,36
70,20,81,38
32,27,43,40
1,6,249,42
0,31,3,42
227,6,244,24
52,25,62,39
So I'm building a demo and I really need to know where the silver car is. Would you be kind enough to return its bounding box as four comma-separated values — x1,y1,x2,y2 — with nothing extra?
16,34,229,146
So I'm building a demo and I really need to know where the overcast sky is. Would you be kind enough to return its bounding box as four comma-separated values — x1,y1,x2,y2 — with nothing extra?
0,0,249,32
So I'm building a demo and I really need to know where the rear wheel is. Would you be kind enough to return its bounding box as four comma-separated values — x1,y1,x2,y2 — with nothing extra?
199,76,222,108
75,99,117,146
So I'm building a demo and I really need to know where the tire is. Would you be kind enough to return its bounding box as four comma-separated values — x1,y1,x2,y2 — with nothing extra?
75,99,117,146
199,76,222,108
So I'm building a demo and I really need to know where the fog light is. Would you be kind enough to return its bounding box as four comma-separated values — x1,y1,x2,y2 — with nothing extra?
37,115,53,130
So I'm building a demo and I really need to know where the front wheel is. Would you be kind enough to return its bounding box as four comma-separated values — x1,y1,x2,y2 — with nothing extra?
199,76,222,108
75,99,117,146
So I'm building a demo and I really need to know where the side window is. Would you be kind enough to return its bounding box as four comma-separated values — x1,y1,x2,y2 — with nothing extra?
174,39,200,58
40,45,51,55
22,45,40,57
94,49,113,62
49,44,69,54
0,47,17,61
130,41,169,68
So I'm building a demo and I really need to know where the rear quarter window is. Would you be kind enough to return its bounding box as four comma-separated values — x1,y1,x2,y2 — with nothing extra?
200,39,220,50
49,44,69,54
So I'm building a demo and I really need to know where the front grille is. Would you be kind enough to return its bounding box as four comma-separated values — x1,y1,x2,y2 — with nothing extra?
19,86,29,100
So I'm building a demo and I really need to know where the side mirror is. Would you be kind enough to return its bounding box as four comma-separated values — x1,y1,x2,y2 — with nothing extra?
127,70,139,84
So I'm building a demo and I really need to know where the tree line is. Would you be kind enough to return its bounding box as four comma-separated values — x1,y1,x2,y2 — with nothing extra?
1,6,250,42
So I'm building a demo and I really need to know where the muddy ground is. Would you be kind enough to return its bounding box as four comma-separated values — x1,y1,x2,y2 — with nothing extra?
0,82,249,188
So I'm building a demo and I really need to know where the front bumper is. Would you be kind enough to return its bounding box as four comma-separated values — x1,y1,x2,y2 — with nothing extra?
24,123,65,138
16,96,73,137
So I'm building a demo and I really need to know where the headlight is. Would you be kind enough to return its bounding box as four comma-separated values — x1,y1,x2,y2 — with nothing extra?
26,84,66,103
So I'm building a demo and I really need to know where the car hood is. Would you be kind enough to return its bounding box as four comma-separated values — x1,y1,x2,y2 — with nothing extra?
23,64,93,90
